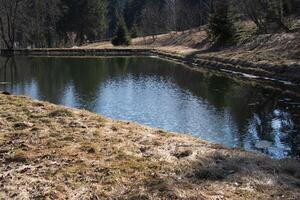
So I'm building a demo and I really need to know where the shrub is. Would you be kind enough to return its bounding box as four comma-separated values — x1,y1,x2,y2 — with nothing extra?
111,18,131,46
130,24,139,38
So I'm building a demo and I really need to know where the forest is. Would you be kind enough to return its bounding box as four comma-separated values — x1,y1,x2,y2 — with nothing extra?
0,0,299,49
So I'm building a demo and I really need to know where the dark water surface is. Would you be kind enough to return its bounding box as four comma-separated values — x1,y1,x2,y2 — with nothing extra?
0,56,299,159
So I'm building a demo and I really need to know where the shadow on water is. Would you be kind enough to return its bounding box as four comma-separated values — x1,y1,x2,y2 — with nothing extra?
0,56,299,158
0,57,18,91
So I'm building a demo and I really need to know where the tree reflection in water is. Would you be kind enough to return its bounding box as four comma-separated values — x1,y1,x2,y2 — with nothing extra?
0,57,17,91
0,56,299,158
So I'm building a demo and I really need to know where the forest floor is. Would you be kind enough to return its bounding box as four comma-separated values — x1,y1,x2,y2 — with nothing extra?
83,26,300,66
1,93,300,199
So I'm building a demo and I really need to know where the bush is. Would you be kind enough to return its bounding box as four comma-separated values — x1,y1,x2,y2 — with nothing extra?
111,18,131,46
130,24,139,38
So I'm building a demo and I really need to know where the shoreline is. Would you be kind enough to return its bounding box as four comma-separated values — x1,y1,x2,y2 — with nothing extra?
0,93,300,199
1,48,300,87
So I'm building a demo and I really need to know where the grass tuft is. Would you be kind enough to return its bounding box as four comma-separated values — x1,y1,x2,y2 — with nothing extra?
5,152,28,164
49,109,74,117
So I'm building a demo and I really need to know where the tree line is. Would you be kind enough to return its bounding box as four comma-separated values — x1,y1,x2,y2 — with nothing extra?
0,0,299,49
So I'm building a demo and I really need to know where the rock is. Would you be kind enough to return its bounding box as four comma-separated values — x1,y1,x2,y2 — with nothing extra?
1,91,10,95
255,140,272,149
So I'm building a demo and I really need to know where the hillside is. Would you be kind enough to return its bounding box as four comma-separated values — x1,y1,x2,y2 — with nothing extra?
83,27,300,65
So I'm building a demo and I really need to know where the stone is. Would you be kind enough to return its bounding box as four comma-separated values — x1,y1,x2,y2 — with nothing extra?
1,91,10,95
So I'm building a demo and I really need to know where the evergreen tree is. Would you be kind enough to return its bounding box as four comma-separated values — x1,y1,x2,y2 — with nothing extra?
124,0,147,31
130,24,139,38
111,17,131,46
207,0,235,44
58,0,107,44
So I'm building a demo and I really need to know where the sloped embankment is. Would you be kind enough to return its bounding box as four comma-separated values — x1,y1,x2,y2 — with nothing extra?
82,29,300,84
0,93,300,199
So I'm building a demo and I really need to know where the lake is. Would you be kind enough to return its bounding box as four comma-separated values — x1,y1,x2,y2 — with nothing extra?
0,56,299,159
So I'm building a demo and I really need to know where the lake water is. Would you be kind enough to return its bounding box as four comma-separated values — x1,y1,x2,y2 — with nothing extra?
0,56,299,159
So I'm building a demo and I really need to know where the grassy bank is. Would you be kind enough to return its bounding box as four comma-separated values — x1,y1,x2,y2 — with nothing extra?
83,28,300,65
80,28,300,85
0,93,300,199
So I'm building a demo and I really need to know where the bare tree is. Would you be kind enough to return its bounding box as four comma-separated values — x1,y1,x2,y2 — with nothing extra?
140,5,159,42
165,0,176,31
266,0,290,32
199,0,214,25
140,1,169,41
22,0,62,48
236,0,289,33
0,0,23,49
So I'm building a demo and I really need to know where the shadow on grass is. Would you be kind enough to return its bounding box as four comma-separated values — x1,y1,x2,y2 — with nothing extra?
127,150,300,199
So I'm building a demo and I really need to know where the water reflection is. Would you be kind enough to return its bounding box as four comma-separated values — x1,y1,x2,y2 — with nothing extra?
0,56,299,159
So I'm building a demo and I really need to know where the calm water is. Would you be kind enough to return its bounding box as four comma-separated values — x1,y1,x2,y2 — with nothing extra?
0,56,300,159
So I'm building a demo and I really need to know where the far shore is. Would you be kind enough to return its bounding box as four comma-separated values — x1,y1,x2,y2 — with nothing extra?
1,45,300,88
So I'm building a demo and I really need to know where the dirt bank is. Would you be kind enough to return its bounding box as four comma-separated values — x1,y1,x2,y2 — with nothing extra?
0,93,300,199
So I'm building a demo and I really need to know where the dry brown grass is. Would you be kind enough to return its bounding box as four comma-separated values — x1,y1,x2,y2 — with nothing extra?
82,28,206,56
82,26,300,65
0,93,300,199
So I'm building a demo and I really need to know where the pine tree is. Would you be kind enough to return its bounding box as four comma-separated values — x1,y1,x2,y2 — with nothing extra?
207,0,235,44
111,17,131,46
130,24,139,38
58,0,107,44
